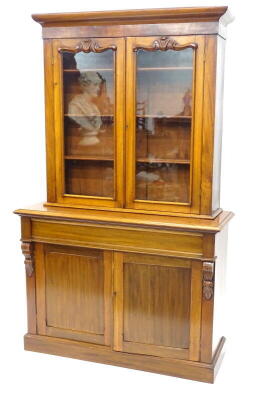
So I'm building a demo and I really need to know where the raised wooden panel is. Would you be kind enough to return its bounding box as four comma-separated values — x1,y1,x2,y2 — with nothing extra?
46,250,104,334
35,243,112,346
113,252,202,361
123,263,191,348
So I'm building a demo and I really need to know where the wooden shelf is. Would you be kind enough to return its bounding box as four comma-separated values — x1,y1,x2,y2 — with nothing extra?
63,67,192,72
63,67,192,73
137,158,190,164
65,156,189,164
136,115,191,120
64,68,113,72
137,66,193,71
64,114,114,118
65,155,113,161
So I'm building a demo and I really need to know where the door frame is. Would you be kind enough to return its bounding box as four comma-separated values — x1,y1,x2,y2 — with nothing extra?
125,35,205,214
52,37,125,208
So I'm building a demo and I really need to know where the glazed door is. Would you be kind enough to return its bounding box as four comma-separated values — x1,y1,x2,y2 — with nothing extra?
126,36,205,213
53,38,125,208
35,244,112,346
113,252,202,361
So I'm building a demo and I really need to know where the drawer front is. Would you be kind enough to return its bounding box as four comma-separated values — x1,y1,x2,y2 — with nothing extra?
31,219,203,258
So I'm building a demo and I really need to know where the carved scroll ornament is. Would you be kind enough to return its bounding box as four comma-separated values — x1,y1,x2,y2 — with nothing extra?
21,242,34,277
202,262,215,301
58,39,117,54
133,36,198,52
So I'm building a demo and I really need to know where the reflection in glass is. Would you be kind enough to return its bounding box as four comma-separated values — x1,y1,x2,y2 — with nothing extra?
68,71,103,146
65,160,114,197
135,48,194,203
136,163,190,203
137,48,193,68
62,49,115,197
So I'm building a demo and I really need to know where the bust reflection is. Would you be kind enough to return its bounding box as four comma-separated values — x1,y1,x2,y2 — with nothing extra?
68,71,103,145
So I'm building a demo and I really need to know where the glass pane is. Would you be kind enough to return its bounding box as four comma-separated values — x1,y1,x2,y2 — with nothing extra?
62,50,114,197
65,160,114,197
135,48,193,203
136,163,189,203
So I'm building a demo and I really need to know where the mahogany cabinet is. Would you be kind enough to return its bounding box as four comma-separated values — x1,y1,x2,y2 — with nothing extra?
15,7,234,383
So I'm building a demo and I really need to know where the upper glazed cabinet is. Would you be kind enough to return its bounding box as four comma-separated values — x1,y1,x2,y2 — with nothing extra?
39,8,230,217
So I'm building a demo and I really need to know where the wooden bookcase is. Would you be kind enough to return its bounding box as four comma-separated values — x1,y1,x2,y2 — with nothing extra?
15,7,234,383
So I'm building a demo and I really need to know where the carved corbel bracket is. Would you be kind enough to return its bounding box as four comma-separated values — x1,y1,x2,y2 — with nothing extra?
133,36,198,52
202,261,215,301
21,242,34,277
58,39,117,54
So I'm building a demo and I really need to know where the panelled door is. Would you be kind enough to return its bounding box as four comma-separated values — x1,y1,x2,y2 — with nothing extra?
35,243,112,346
125,35,205,214
52,37,125,208
113,252,202,361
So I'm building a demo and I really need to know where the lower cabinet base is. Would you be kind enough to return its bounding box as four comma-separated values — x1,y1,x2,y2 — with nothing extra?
24,334,226,383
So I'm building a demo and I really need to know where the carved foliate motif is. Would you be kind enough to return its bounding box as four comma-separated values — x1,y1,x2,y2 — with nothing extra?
133,36,198,52
21,242,34,277
154,37,180,51
58,39,117,54
202,262,215,301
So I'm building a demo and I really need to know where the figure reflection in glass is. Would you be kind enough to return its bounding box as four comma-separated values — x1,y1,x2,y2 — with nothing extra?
179,88,192,116
68,71,103,146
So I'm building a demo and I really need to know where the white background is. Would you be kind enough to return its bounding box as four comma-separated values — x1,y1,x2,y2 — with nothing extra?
0,0,253,398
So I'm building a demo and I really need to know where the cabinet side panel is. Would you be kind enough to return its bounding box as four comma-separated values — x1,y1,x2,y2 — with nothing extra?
200,234,215,363
200,36,217,215
213,226,228,355
212,36,226,213
44,39,57,202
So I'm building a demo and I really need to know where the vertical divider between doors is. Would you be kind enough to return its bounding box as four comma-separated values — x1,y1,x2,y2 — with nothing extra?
53,39,65,202
115,38,126,208
103,250,113,346
113,252,124,351
125,37,136,208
